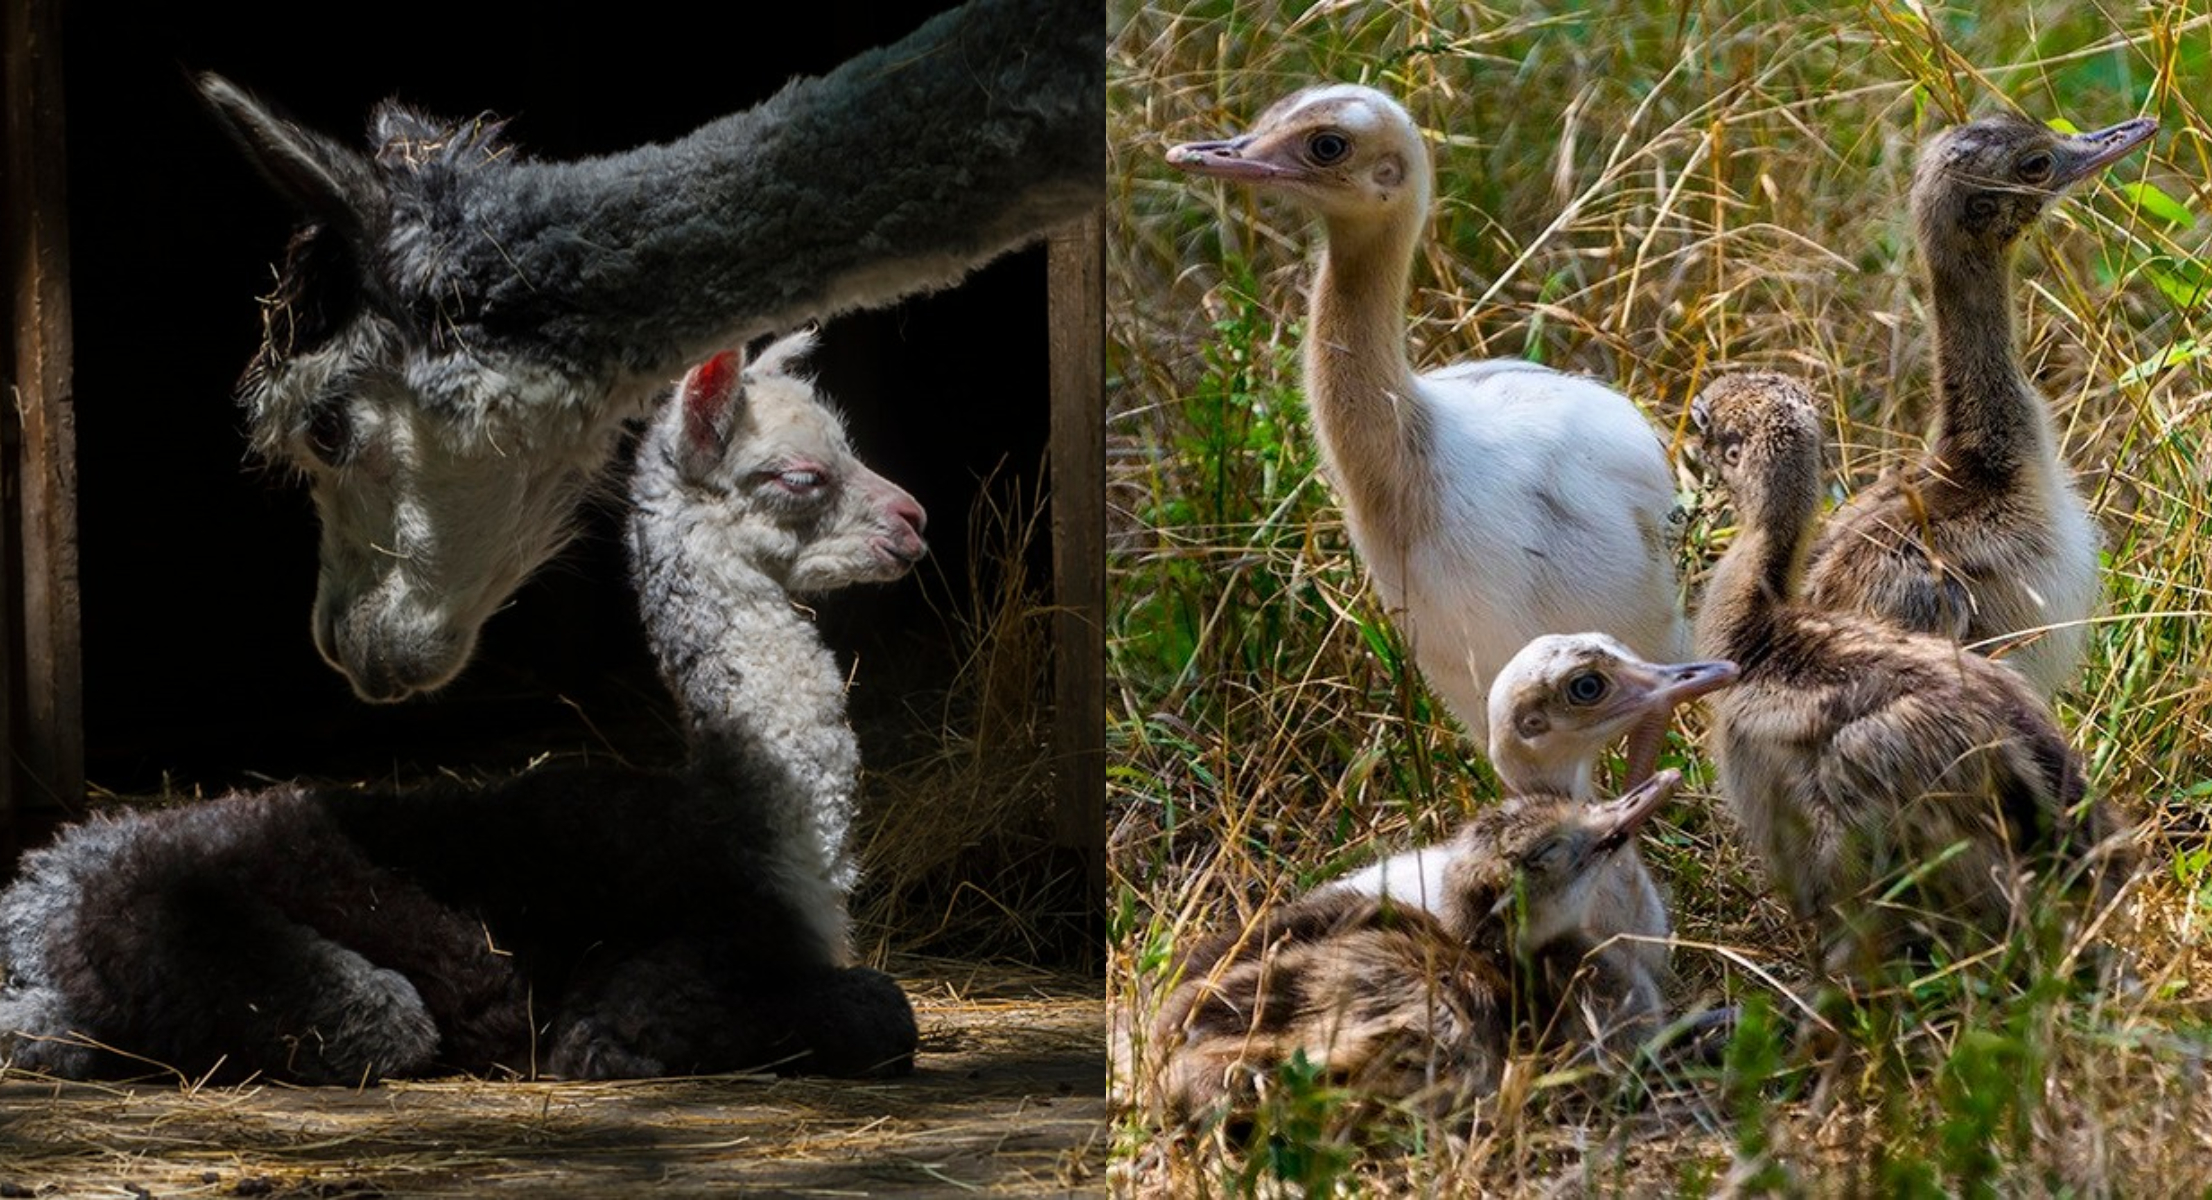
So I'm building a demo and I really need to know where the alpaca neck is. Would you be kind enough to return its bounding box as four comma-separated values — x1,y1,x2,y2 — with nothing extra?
447,0,1099,406
629,510,859,961
1304,203,1435,536
1925,242,2051,478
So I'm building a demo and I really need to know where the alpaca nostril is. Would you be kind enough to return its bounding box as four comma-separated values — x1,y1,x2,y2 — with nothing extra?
320,594,472,704
892,497,927,539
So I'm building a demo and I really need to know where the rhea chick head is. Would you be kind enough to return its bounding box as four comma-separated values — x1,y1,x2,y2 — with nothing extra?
1913,111,2156,260
1166,84,1430,224
1447,769,1684,949
1487,633,1736,797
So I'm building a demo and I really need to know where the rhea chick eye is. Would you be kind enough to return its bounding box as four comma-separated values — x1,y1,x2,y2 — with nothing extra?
1524,838,1566,871
1307,131,1350,164
1565,672,1608,705
2017,150,2055,182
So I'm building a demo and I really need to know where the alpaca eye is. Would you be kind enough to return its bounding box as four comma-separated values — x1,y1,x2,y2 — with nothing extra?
1307,131,1350,164
776,469,827,493
2017,151,2055,183
303,402,353,466
1565,672,1608,705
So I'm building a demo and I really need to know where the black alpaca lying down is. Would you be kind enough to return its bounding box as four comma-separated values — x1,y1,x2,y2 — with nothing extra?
0,333,925,1083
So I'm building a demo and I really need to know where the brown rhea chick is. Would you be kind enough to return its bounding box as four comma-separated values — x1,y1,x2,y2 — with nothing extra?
1326,635,1734,1073
1690,372,2135,985
1148,889,1509,1127
1802,112,2157,701
1439,770,1690,1055
1150,771,1682,1126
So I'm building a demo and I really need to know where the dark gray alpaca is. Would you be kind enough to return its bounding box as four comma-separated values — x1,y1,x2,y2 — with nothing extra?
0,333,925,1083
202,0,1100,701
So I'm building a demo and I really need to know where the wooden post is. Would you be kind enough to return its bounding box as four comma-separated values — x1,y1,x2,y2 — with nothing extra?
1047,211,1105,919
4,0,85,842
0,245,12,857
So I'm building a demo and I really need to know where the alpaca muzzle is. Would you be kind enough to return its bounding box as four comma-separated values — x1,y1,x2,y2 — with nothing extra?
316,590,472,703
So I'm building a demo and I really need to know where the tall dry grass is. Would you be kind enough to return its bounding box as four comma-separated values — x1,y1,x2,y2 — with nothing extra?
1107,1,2212,1192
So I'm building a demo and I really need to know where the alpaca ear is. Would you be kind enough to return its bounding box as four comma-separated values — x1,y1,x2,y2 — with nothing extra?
748,327,819,381
370,103,453,148
195,72,385,245
677,349,750,478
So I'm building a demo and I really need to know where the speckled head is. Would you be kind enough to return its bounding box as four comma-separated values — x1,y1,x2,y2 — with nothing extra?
1450,769,1683,946
1914,111,2157,257
1689,372,1826,522
1166,84,1431,223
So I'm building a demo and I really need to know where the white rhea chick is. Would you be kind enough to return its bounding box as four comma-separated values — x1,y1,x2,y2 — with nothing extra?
1168,85,1688,748
1334,632,1737,986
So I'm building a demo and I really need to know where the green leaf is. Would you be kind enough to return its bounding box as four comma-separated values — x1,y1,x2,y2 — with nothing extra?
1355,612,1402,672
2119,180,2193,227
2146,258,2212,310
2118,338,2207,387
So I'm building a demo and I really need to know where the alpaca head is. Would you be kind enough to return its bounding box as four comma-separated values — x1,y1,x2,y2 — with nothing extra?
194,1,1095,701
635,331,928,594
199,75,628,703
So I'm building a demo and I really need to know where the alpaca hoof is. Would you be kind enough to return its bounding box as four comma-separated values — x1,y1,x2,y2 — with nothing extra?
291,951,439,1084
782,967,918,1079
547,1018,667,1080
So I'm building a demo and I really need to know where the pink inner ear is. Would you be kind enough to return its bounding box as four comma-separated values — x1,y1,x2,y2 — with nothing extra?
682,350,744,452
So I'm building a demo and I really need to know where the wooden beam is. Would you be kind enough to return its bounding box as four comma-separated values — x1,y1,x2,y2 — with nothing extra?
1046,210,1104,917
0,207,12,857
4,0,85,835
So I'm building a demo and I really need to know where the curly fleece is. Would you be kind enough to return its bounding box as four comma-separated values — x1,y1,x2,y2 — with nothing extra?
0,344,916,1084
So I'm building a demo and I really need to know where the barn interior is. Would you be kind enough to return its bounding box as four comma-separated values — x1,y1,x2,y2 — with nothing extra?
6,0,1096,961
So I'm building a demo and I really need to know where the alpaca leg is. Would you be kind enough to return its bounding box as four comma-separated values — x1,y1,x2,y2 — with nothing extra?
64,879,439,1084
545,940,732,1079
272,934,444,1085
751,966,919,1079
547,944,915,1080
277,873,530,1074
0,985,98,1077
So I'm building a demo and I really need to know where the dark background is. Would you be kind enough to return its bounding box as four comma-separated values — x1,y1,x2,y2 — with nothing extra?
60,3,1054,798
